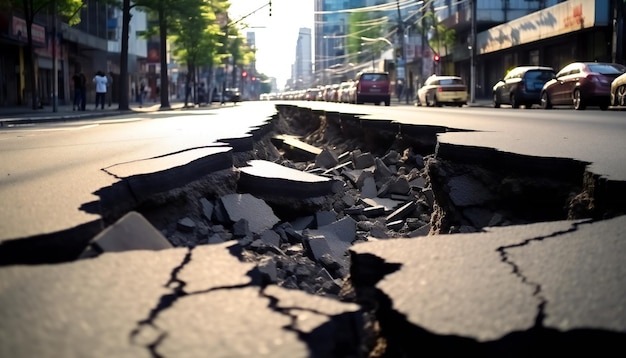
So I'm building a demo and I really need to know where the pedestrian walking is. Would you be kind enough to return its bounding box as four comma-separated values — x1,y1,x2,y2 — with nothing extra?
72,71,87,111
136,81,146,108
93,71,108,109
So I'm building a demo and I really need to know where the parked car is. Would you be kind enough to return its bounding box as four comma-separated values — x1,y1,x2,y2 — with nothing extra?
610,72,626,107
493,66,555,108
304,88,320,101
337,81,352,103
354,72,391,106
222,88,241,104
415,75,467,107
540,62,626,110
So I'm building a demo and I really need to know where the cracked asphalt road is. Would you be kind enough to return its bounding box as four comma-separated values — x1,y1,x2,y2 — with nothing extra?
0,242,362,357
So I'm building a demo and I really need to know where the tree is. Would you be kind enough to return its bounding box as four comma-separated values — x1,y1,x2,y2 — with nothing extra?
169,0,218,106
2,0,82,109
420,11,455,60
346,11,385,64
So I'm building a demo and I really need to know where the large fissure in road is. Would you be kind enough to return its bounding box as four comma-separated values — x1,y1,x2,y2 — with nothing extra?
2,104,624,356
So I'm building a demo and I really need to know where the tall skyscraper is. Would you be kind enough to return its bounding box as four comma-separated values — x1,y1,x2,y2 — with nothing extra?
294,28,313,89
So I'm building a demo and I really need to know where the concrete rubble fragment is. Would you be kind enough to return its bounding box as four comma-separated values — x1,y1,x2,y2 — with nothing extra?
218,193,280,234
85,211,173,254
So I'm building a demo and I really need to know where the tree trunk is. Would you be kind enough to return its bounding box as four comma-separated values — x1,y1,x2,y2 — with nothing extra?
119,0,131,110
158,3,170,109
23,0,40,109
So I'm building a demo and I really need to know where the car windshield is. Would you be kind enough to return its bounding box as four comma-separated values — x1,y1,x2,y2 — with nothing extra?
361,74,388,81
439,78,464,85
587,64,625,74
525,70,554,81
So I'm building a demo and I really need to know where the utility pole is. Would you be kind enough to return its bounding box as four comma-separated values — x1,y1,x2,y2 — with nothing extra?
52,0,58,112
470,0,477,103
396,0,408,103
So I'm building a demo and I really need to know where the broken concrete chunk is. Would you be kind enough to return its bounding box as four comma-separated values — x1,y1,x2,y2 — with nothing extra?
304,235,334,262
288,216,313,231
315,210,337,228
315,148,339,169
218,193,280,234
177,217,196,233
381,150,401,165
386,201,417,223
260,229,281,248
389,176,411,195
360,176,378,199
258,260,278,283
363,206,386,217
352,151,375,169
232,219,250,238
410,176,427,189
407,223,431,237
200,198,214,222
386,220,404,231
88,211,173,253
207,233,225,245
374,158,394,182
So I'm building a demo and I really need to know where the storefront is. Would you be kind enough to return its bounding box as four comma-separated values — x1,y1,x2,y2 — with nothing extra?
472,0,616,98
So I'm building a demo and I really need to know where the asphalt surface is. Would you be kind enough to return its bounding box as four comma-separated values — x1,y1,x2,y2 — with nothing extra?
1,98,624,356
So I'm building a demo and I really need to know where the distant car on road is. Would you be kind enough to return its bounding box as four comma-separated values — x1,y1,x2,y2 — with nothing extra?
222,88,241,104
354,72,391,106
415,75,467,107
540,62,626,110
493,66,555,108
610,72,626,107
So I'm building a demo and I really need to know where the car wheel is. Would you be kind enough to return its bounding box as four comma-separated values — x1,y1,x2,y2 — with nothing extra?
356,95,363,105
573,89,586,110
540,92,552,109
434,94,442,107
425,95,431,107
511,93,519,108
385,100,390,106
599,101,609,111
493,93,501,108
618,85,626,106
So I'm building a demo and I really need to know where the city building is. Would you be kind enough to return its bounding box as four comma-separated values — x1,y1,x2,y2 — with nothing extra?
408,0,625,100
292,27,313,89
0,0,148,108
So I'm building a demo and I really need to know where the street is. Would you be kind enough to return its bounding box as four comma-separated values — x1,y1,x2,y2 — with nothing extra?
0,100,625,356
1,101,625,242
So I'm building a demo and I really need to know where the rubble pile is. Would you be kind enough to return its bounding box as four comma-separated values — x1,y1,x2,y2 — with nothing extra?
136,104,599,301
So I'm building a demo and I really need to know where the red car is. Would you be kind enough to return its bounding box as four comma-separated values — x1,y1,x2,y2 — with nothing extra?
540,62,626,110
354,72,391,106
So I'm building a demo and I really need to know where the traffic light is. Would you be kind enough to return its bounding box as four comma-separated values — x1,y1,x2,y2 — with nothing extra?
242,71,247,77
269,0,272,16
433,54,440,62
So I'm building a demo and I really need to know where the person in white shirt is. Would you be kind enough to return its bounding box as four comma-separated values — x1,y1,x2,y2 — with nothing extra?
93,70,108,109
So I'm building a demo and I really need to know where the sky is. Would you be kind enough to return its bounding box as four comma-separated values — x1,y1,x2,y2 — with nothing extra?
228,0,314,90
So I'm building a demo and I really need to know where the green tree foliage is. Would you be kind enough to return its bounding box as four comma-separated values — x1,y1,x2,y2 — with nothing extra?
419,11,455,57
346,11,385,64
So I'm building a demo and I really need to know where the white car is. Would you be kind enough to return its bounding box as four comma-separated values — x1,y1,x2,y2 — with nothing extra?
416,75,467,107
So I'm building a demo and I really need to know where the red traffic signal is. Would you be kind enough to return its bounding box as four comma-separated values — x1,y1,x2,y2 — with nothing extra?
433,54,440,62
242,71,248,77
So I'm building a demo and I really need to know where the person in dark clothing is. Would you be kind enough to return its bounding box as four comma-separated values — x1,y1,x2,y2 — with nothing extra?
72,71,87,111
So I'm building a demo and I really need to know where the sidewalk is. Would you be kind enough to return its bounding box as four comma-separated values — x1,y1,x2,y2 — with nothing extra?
0,100,190,127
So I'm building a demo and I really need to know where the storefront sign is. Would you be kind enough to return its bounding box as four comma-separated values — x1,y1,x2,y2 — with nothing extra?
476,0,606,55
12,16,46,46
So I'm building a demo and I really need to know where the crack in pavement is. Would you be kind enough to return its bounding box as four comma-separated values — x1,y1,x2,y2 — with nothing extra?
129,248,192,356
129,246,262,358
496,219,594,328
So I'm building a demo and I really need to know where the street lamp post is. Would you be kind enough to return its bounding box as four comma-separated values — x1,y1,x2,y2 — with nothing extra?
470,0,476,103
